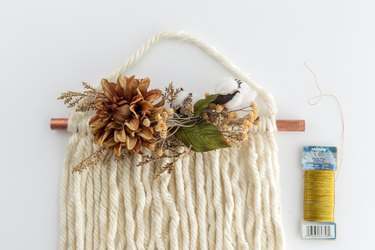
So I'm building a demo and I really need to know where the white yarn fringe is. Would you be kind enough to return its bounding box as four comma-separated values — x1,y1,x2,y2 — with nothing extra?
59,114,284,250
59,31,284,250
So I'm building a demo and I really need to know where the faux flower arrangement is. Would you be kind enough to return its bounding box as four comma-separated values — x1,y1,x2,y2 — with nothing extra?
59,75,259,176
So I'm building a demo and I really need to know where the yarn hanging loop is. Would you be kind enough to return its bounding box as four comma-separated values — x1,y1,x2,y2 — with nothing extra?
107,31,277,117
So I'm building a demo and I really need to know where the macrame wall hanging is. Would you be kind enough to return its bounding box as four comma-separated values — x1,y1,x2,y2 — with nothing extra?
56,31,294,250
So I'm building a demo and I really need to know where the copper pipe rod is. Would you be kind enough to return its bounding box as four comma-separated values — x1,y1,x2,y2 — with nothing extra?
50,118,69,130
51,118,305,132
276,119,305,132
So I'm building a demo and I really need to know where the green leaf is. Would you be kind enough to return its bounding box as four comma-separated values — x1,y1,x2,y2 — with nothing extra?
193,94,218,116
175,122,229,152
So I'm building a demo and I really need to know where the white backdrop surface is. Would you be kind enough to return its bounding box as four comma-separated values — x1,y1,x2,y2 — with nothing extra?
1,0,374,249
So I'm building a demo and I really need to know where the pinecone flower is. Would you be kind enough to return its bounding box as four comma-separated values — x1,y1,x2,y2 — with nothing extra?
89,75,165,156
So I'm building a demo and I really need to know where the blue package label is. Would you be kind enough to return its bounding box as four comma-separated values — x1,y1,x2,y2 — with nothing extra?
302,146,337,171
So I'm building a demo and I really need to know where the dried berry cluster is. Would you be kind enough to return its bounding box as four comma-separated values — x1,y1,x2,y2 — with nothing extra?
202,101,259,146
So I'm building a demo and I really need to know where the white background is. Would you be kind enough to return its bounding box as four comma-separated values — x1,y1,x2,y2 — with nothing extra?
1,0,374,249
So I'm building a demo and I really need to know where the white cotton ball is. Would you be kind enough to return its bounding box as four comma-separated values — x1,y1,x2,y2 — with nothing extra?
238,83,257,107
224,92,243,110
214,77,239,94
224,81,257,111
173,90,189,107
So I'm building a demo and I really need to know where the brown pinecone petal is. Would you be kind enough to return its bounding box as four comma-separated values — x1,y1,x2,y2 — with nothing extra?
102,137,117,147
131,93,143,104
98,129,112,145
101,79,117,102
118,75,127,92
114,128,126,143
125,117,140,131
139,101,154,114
113,143,122,157
137,126,153,140
90,116,107,135
124,75,137,101
113,104,130,123
105,121,122,130
95,94,108,104
137,78,150,95
144,89,162,102
129,103,138,118
89,115,100,127
115,80,125,97
126,136,137,150
153,97,165,108
117,99,128,106
132,139,142,154
151,106,164,116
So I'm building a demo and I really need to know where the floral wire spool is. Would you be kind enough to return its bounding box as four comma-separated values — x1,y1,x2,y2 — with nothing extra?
58,31,285,250
303,170,335,222
301,146,337,240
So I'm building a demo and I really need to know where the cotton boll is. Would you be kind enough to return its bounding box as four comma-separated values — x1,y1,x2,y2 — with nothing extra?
210,76,258,110
223,92,243,110
214,77,239,94
173,90,189,107
237,83,257,107
224,81,257,110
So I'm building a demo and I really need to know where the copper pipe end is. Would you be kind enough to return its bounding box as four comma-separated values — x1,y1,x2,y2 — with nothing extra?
276,120,305,132
50,118,69,130
50,118,305,132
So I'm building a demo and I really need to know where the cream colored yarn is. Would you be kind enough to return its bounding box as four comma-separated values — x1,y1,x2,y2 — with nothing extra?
59,31,285,250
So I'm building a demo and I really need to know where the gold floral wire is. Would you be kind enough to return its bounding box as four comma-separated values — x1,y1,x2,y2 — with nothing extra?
303,170,335,222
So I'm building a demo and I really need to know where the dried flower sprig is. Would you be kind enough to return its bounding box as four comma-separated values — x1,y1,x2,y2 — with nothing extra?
200,101,259,146
72,147,107,172
137,146,192,178
58,82,98,112
179,93,194,117
155,147,193,178
164,82,183,107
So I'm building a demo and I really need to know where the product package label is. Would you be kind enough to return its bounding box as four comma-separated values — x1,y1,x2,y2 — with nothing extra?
302,146,337,171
